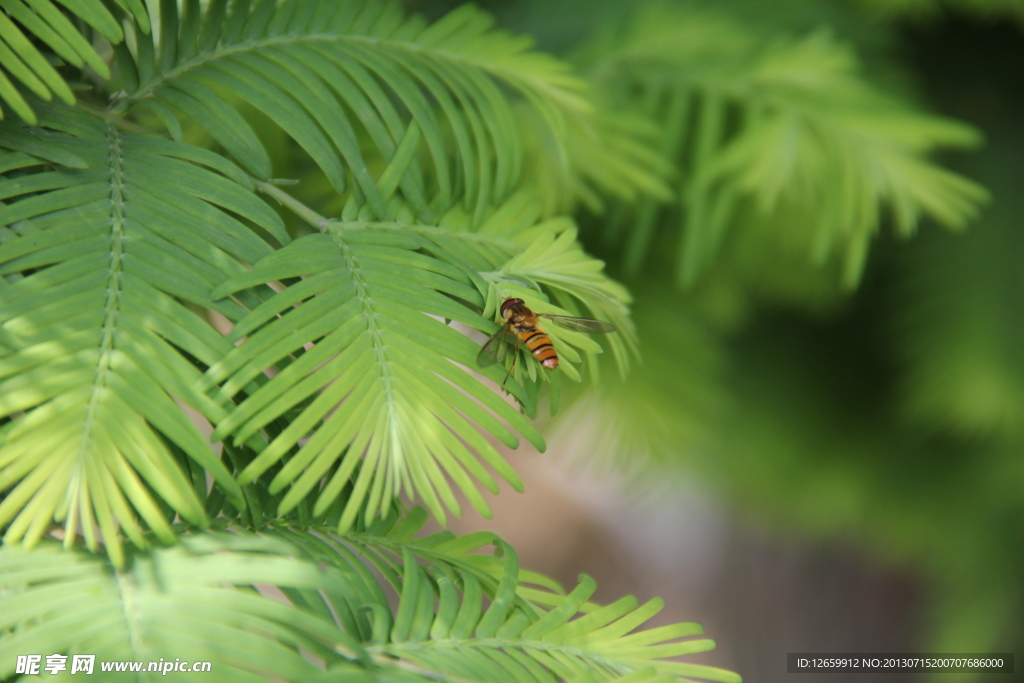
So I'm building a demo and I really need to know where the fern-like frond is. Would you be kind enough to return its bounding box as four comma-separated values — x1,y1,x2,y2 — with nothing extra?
0,535,374,682
0,518,740,682
519,104,675,216
208,224,538,530
479,224,636,384
0,101,286,561
581,5,988,288
290,510,740,683
208,187,634,529
111,0,588,227
0,0,151,123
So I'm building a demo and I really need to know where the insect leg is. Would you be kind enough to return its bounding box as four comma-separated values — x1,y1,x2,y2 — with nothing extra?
501,336,522,387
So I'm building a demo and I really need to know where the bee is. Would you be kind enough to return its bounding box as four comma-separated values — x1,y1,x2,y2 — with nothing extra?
477,298,615,381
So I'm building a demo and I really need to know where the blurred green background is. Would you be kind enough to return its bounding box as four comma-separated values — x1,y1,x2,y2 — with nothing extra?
407,0,1024,680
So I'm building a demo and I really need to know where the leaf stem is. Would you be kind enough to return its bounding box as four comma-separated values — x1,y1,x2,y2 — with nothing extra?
252,179,329,231
75,102,152,135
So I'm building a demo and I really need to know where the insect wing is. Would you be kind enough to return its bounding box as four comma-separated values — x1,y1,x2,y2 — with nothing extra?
477,324,517,367
539,315,616,334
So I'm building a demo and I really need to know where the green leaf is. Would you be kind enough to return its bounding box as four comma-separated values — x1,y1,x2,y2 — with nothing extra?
0,523,739,682
208,223,542,530
581,6,988,290
0,101,284,558
19,0,113,77
206,179,636,529
0,535,367,682
305,520,741,683
119,0,589,223
0,0,129,121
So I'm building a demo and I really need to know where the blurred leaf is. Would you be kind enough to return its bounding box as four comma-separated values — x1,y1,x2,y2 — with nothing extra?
578,4,988,292
893,173,1024,435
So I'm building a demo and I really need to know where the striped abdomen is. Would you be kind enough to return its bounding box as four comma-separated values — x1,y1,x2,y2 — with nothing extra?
517,326,558,369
